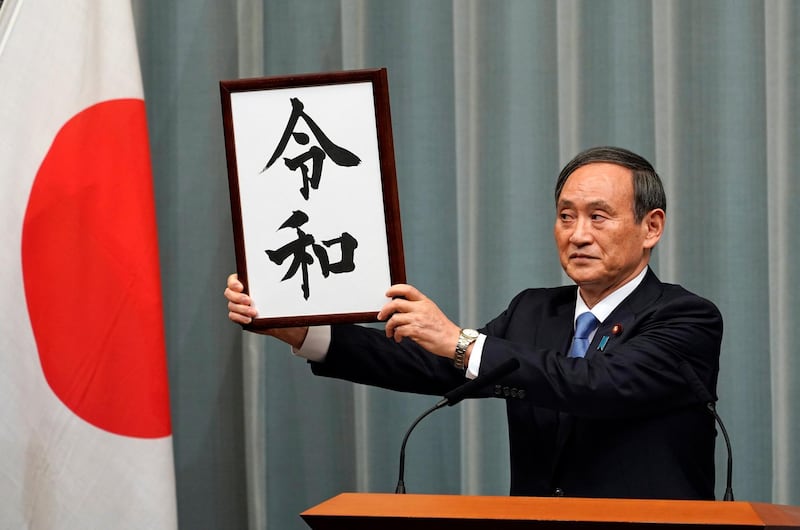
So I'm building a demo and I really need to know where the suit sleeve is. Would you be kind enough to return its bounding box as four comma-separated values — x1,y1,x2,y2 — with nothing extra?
309,324,469,396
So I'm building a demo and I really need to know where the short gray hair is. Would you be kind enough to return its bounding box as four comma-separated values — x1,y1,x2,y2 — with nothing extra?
554,146,667,223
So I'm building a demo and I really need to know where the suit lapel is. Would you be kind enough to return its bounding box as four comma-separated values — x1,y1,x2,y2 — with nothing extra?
549,291,577,480
585,310,634,358
549,293,576,354
585,269,664,358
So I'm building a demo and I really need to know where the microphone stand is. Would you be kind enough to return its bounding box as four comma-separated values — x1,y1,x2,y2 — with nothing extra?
707,401,734,501
395,399,447,494
394,357,520,494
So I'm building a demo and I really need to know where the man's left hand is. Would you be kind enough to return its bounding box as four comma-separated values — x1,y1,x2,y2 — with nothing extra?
378,284,461,360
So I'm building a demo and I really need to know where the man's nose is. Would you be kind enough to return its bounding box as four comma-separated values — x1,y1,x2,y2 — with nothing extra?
569,217,593,244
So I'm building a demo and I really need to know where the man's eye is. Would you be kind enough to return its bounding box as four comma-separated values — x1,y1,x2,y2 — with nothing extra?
591,214,606,221
559,213,573,221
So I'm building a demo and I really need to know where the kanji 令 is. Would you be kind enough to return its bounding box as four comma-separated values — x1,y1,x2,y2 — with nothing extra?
263,97,361,200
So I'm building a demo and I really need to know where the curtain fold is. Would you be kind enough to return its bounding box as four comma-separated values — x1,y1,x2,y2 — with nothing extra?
132,1,800,528
766,0,800,506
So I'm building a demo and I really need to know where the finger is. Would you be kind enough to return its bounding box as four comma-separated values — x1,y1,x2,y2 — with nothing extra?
377,296,415,321
385,283,424,301
228,296,256,312
384,313,398,339
227,273,243,290
227,296,255,323
228,310,252,325
224,287,251,305
228,308,257,326
377,299,396,321
384,311,412,341
390,322,411,343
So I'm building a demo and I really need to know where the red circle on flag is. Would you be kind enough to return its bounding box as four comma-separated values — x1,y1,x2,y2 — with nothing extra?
21,99,171,439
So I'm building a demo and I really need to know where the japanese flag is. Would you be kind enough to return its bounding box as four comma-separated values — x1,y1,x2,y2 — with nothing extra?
0,0,177,528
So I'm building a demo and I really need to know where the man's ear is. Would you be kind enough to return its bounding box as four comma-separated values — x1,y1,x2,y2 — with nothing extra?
642,209,665,250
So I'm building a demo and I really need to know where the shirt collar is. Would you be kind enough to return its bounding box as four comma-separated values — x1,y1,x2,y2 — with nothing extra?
574,267,648,326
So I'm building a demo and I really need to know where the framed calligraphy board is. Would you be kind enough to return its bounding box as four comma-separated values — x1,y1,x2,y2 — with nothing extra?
220,68,405,329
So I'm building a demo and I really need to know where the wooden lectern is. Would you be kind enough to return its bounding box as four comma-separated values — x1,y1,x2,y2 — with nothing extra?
301,493,800,529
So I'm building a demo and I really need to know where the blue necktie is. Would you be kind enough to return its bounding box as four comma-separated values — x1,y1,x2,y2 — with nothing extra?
568,312,599,358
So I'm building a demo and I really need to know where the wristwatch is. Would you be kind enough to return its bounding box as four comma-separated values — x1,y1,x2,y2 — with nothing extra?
454,328,479,370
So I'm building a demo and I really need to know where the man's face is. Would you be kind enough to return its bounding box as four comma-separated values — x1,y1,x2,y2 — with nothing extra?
554,162,663,306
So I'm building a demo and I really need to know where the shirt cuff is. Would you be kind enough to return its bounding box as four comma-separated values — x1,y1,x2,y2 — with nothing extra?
465,333,486,380
291,325,331,363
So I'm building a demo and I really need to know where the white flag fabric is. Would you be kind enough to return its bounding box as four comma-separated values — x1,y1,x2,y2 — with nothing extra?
0,0,178,528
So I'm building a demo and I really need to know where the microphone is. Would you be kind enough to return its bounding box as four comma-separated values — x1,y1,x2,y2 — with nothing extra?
394,357,520,494
678,360,734,501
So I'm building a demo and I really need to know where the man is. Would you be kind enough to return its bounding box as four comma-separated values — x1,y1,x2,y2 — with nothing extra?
226,146,723,500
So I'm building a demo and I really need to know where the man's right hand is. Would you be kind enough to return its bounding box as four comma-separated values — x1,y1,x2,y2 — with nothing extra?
224,273,310,349
225,273,258,325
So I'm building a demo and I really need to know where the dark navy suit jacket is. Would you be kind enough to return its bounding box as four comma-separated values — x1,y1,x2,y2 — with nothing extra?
310,269,723,499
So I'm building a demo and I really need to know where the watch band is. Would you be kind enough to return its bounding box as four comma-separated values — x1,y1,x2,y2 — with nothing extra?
454,328,479,370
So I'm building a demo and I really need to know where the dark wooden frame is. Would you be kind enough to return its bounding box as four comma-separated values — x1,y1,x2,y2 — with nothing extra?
220,68,405,329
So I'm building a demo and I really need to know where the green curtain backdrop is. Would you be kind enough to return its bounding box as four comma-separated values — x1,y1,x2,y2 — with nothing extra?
131,1,800,528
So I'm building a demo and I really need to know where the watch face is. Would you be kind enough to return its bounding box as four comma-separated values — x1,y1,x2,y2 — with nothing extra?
462,328,479,340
